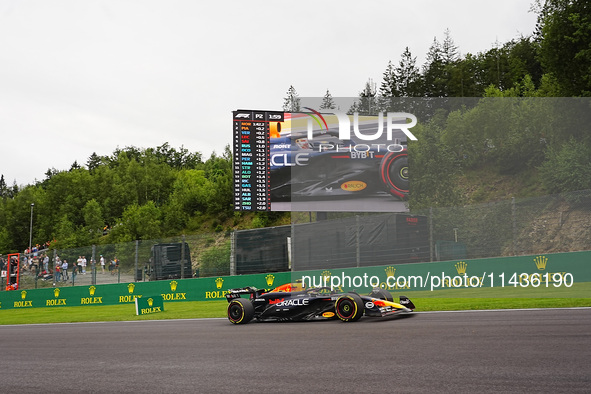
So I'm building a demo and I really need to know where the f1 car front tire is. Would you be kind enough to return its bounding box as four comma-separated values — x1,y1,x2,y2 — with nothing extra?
227,298,255,324
379,152,408,199
335,294,364,322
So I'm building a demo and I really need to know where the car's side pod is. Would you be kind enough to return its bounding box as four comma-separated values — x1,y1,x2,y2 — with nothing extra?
399,295,415,311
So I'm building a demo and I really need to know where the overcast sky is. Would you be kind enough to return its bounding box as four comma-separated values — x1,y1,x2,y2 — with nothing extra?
0,0,538,186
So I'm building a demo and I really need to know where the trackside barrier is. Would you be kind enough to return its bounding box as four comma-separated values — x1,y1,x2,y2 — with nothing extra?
292,250,591,294
0,251,588,310
0,272,290,310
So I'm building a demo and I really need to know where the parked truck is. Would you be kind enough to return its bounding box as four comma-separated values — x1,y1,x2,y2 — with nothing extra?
147,243,192,281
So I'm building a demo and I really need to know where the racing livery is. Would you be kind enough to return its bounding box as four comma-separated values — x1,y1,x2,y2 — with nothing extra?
225,282,415,324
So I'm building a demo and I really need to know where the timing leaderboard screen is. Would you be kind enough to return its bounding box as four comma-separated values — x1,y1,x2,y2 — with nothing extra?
233,109,410,213
233,110,283,211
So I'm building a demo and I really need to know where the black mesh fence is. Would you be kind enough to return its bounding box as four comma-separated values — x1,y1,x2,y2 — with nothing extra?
5,190,590,290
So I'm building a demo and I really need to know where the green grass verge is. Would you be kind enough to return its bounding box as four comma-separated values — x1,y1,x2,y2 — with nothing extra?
0,296,589,326
0,300,229,326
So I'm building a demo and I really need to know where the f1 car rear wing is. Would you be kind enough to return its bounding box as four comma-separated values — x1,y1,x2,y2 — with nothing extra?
225,287,267,302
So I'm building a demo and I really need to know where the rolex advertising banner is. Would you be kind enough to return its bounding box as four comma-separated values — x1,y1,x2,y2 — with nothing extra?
291,250,591,297
0,271,291,310
0,252,589,310
135,295,164,316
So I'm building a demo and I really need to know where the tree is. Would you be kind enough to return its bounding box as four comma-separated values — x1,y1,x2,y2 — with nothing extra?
536,0,591,96
86,152,102,172
319,89,336,110
44,167,60,183
0,175,7,199
379,60,398,97
108,202,162,242
203,147,233,217
407,111,464,209
346,100,362,115
506,36,543,89
395,47,422,97
351,79,378,115
441,28,459,64
149,142,203,170
423,37,446,97
69,161,81,171
283,85,301,112
54,214,78,249
82,199,104,242
539,138,591,192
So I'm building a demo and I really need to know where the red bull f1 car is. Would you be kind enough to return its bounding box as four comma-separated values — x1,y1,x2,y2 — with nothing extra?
270,131,408,201
225,282,415,324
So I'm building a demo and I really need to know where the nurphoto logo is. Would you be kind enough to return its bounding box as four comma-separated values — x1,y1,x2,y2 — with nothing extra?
303,108,418,142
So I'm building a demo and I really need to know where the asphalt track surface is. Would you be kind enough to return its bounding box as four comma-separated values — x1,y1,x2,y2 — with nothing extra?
1,308,590,393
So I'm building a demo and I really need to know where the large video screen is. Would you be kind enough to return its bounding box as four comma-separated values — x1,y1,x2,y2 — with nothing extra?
233,109,412,212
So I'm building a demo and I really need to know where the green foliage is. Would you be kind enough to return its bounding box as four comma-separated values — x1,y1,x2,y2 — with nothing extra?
108,201,163,242
82,199,103,243
537,0,591,96
539,139,591,192
408,116,464,209
198,240,231,277
251,212,269,228
443,95,555,174
0,144,239,254
0,227,11,253
202,146,233,216
55,214,77,249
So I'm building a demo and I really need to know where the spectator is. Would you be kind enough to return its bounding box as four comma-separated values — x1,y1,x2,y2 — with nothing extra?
61,259,69,282
100,255,105,274
39,269,53,281
71,262,78,283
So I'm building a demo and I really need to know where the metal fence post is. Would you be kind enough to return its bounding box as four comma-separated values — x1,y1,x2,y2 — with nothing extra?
356,215,360,268
52,249,57,287
512,197,517,256
91,244,96,285
134,240,139,282
181,234,186,278
35,263,39,289
429,207,434,262
230,231,236,276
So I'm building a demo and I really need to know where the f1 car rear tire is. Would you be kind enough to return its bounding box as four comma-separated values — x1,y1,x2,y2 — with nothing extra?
379,152,408,199
227,298,255,324
335,294,364,322
368,288,394,302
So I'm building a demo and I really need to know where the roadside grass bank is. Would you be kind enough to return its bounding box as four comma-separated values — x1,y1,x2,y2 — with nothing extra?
1,294,589,325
